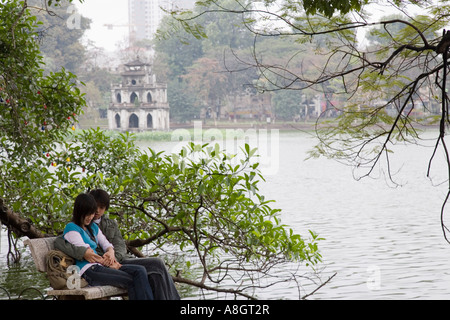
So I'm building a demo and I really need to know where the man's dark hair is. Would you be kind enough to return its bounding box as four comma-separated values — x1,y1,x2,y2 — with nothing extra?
89,189,110,210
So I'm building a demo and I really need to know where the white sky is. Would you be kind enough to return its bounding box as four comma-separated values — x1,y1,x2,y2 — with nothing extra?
76,0,129,51
74,0,437,52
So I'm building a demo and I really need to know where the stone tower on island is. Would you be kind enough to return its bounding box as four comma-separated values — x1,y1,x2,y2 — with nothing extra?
108,58,169,131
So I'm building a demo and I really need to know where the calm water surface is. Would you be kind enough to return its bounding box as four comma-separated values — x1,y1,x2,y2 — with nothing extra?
1,130,450,299
255,130,450,299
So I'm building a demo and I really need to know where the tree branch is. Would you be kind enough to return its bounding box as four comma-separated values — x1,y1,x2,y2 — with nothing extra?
0,199,44,239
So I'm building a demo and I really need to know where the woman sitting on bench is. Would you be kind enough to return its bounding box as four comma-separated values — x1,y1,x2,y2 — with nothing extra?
63,193,154,300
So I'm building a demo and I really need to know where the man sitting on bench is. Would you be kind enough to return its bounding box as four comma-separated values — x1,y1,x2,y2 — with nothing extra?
55,189,180,300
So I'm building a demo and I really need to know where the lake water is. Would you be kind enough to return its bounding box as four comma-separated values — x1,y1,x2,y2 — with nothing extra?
252,130,450,299
1,130,450,299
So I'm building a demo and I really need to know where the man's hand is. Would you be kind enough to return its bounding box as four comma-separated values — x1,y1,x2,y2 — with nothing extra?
102,247,117,267
109,260,122,270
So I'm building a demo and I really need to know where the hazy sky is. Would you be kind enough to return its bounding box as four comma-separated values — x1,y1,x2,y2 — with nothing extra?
76,0,129,51
73,0,428,52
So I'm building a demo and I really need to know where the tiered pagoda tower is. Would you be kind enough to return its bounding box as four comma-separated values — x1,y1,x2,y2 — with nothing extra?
108,58,169,131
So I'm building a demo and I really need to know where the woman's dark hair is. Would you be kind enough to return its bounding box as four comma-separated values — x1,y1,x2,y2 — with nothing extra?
89,189,110,210
72,193,98,227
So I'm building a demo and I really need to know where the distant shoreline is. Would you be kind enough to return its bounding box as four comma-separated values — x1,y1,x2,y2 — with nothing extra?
81,119,441,142
169,121,317,131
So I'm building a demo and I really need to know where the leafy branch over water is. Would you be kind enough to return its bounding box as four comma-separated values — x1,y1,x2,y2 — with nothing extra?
3,128,324,299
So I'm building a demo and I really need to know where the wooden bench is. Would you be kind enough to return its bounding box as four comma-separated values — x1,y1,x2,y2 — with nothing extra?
24,237,127,300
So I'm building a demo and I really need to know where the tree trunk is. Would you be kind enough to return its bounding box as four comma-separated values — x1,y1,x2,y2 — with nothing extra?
0,198,44,239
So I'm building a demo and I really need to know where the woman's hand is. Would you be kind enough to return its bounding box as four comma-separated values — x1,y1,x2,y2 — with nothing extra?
83,247,120,268
83,248,105,264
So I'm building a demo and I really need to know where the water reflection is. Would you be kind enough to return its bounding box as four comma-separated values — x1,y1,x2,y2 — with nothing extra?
0,252,49,300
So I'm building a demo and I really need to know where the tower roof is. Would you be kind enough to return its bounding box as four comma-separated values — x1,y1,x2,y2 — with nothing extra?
124,57,150,67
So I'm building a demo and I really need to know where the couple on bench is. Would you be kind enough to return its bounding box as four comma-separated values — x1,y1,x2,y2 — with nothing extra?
56,189,180,300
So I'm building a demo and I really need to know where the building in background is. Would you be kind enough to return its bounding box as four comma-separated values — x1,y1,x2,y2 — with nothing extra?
108,58,170,131
128,0,195,42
